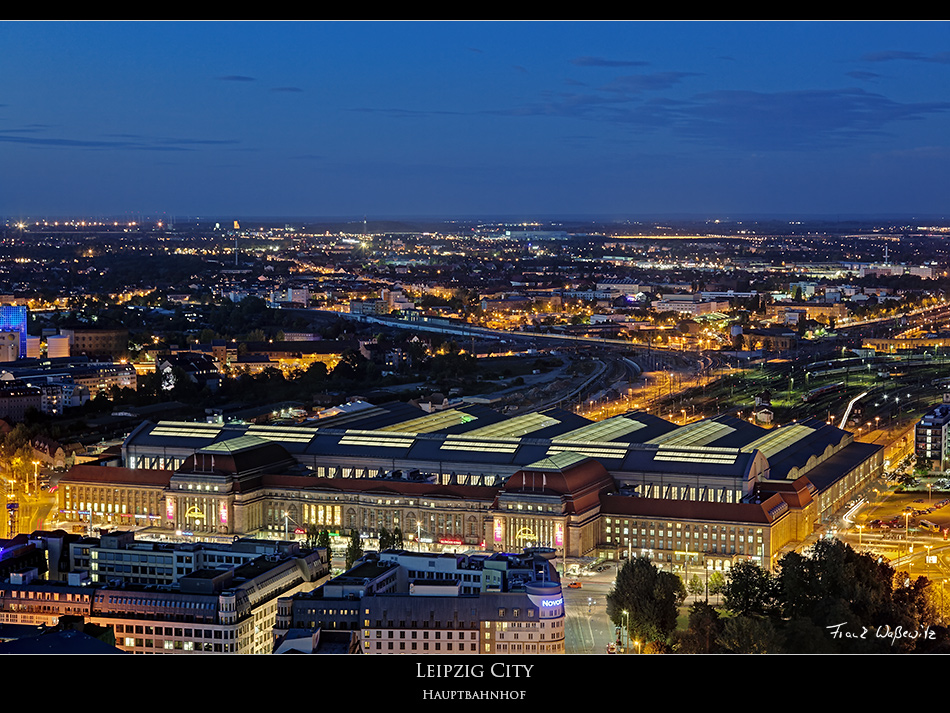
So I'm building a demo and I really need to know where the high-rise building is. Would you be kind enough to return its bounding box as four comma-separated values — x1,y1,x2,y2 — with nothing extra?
0,530,330,654
916,404,950,472
0,306,27,358
0,332,19,362
275,548,565,655
45,335,70,359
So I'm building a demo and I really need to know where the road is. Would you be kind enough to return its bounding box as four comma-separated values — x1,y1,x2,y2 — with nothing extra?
562,565,619,654
5,487,58,536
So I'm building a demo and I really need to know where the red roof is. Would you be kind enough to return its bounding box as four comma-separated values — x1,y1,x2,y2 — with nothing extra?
600,492,777,524
503,458,615,515
260,473,499,501
60,465,174,487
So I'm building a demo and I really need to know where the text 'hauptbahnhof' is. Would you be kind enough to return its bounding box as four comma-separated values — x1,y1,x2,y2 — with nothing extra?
60,401,883,573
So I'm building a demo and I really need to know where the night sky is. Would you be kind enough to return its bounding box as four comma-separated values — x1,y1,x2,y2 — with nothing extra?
2,21,949,220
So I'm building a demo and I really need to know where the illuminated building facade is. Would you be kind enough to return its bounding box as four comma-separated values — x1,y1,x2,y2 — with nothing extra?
275,548,564,655
916,404,950,472
0,306,27,358
59,328,129,360
89,545,328,654
60,407,882,572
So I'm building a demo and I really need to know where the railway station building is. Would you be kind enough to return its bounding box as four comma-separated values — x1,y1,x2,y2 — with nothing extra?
57,403,883,573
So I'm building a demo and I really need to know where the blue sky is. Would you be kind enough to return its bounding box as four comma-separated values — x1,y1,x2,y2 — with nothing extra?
2,21,949,220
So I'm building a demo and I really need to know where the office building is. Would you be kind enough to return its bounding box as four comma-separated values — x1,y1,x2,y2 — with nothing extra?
275,547,565,655
45,335,70,358
59,329,128,360
0,332,19,362
0,306,27,359
0,531,330,654
916,404,950,472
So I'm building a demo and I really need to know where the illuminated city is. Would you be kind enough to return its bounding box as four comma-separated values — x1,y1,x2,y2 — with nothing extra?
1,21,949,662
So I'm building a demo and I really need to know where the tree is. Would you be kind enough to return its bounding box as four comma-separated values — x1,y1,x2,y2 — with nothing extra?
331,349,374,384
345,529,363,570
676,601,724,654
687,574,705,598
392,526,404,550
708,571,726,602
606,556,686,645
722,560,776,617
378,526,392,550
717,614,784,654
304,524,320,550
775,539,940,651
317,529,332,559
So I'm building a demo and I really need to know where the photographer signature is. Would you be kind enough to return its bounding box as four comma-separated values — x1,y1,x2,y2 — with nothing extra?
826,622,936,645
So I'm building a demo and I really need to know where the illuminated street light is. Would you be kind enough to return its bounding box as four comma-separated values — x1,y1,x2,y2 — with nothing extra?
622,610,629,653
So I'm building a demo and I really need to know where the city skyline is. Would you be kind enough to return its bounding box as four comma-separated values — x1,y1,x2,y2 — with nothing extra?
2,20,950,220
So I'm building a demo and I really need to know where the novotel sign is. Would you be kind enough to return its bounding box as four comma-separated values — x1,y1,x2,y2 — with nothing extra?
541,597,563,607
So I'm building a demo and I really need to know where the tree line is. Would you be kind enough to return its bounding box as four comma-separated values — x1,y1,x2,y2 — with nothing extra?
606,539,948,653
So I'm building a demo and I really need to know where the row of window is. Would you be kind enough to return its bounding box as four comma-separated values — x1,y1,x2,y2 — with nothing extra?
366,641,477,652
1,590,88,602
370,630,479,640
122,638,230,653
114,624,229,638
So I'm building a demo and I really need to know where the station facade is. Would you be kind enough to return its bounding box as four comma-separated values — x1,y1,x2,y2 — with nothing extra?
58,405,883,573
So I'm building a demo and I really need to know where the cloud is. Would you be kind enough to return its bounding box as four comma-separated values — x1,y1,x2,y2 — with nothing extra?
600,72,700,93
676,87,950,150
501,71,699,122
846,70,881,81
271,86,303,92
351,107,466,118
0,130,240,151
507,83,950,153
861,50,950,64
0,124,55,133
216,75,257,82
572,56,649,68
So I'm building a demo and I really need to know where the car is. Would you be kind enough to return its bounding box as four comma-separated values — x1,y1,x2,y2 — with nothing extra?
606,643,616,654
568,581,582,589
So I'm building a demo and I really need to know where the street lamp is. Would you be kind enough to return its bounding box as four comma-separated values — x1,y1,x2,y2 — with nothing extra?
905,511,911,560
621,610,629,653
